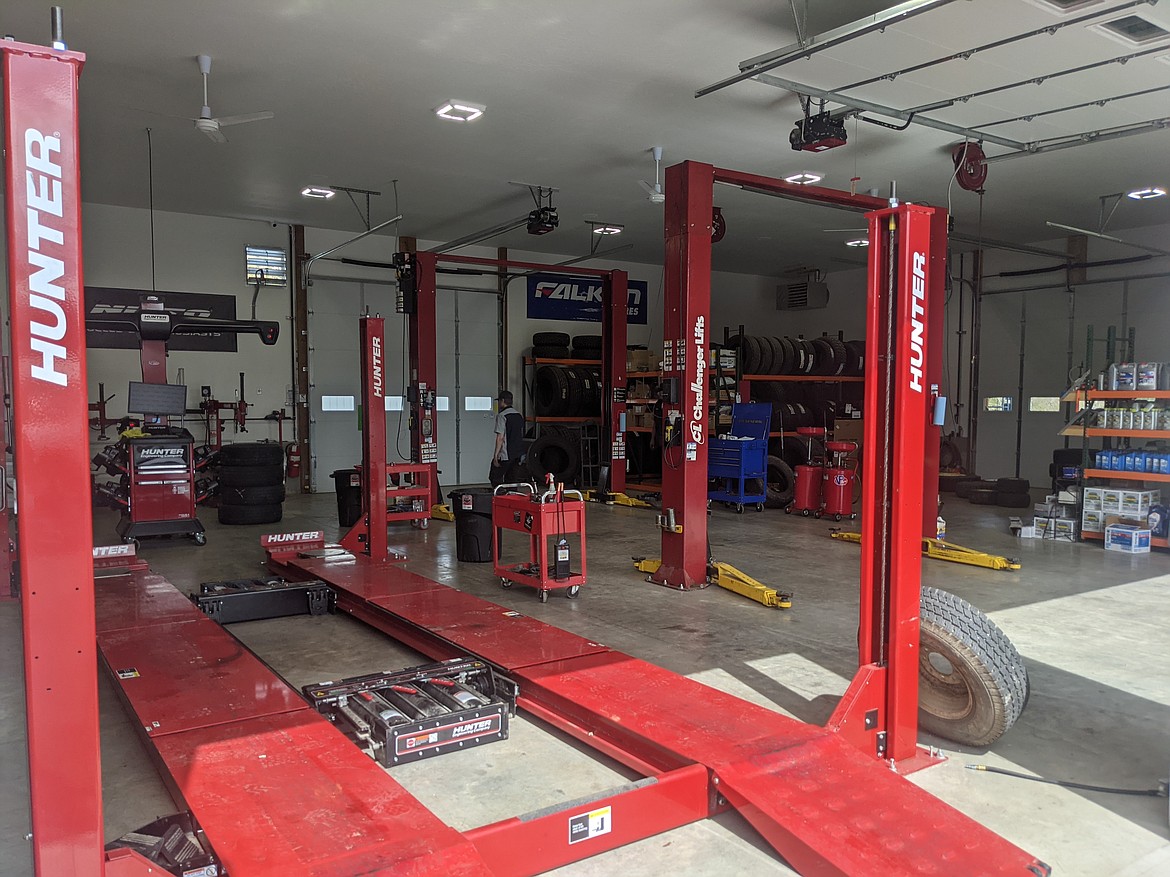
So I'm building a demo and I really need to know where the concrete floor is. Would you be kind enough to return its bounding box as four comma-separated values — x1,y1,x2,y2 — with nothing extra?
2,489,1169,876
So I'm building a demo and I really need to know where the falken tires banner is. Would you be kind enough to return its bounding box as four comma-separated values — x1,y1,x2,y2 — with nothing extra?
526,273,648,324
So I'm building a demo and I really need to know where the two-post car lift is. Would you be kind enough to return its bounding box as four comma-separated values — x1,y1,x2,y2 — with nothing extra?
7,27,1049,877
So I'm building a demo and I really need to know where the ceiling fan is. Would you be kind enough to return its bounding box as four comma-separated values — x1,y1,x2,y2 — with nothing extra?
181,54,274,143
638,146,665,204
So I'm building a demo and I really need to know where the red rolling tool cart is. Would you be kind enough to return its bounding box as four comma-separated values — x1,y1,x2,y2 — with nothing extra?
492,482,587,603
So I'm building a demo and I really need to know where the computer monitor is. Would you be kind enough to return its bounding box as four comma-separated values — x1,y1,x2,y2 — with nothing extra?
127,382,188,417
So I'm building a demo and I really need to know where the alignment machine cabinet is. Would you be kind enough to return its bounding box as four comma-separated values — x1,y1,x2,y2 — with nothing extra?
117,381,205,546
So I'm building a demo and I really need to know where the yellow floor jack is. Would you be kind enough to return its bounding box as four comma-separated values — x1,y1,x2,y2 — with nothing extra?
829,530,1022,571
430,503,455,522
585,489,656,509
631,557,793,609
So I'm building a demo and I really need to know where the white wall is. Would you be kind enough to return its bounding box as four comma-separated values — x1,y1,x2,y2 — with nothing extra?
6,198,1163,489
79,204,294,443
976,225,1170,484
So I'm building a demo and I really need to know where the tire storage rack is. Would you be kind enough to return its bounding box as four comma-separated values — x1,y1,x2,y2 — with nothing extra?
728,331,865,517
524,332,604,488
216,441,286,525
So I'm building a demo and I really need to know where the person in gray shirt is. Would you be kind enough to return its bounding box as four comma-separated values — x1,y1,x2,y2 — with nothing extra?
491,390,525,486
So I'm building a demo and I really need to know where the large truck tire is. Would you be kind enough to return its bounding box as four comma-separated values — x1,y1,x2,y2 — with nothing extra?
918,586,1029,747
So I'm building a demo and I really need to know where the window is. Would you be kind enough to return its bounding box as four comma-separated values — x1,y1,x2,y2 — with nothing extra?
321,395,355,412
1029,396,1062,412
384,396,404,411
245,246,288,286
436,396,450,411
984,396,1014,413
465,396,493,411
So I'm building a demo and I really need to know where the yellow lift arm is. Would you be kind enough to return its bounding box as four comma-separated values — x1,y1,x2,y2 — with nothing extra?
585,490,656,509
829,531,1022,571
632,557,793,609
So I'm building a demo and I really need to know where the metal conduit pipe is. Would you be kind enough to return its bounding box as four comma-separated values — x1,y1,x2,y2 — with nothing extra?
981,270,1170,296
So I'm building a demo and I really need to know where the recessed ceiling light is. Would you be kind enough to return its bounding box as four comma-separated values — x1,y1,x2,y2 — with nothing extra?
844,238,869,248
591,224,623,235
434,100,485,122
783,171,823,185
301,186,336,199
1127,186,1166,200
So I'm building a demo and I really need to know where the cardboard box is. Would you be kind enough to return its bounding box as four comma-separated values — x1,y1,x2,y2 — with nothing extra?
1033,517,1051,539
627,349,651,372
833,419,865,456
1083,487,1103,512
1081,510,1104,533
1119,489,1160,518
1101,489,1122,514
1053,518,1077,542
1105,524,1151,554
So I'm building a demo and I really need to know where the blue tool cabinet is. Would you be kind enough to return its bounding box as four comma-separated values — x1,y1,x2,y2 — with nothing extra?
708,402,771,512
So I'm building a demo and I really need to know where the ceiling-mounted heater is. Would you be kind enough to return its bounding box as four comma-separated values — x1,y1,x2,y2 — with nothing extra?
777,276,830,310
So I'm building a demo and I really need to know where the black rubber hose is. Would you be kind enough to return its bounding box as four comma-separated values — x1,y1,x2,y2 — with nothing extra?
965,764,1165,797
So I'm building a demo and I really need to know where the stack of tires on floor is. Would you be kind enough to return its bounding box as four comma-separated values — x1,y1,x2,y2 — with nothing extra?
216,441,285,524
954,475,1031,509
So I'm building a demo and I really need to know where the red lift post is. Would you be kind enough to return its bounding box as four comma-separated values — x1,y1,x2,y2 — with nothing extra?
4,36,105,877
4,31,156,877
657,162,945,769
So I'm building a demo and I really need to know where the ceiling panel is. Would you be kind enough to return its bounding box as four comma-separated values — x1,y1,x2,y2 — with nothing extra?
0,0,1165,278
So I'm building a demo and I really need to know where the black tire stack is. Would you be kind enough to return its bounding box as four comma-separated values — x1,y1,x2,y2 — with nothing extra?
963,476,1030,508
993,477,1031,508
527,427,580,485
571,334,602,360
216,442,285,525
533,364,602,417
532,331,571,360
728,333,863,378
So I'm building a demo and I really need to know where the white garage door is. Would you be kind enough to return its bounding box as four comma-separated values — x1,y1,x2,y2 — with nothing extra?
306,277,499,492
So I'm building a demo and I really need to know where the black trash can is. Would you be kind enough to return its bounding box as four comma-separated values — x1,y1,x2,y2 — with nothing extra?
331,468,363,528
449,488,495,563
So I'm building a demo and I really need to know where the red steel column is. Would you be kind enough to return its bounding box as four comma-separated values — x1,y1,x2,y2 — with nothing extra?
411,252,439,504
885,206,935,759
4,42,105,875
922,208,948,537
828,204,939,770
602,270,628,494
359,316,388,560
653,161,714,589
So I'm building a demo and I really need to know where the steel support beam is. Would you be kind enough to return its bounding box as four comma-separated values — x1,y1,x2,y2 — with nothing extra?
3,37,105,876
753,73,1025,150
411,252,440,503
653,161,715,589
696,0,962,98
602,271,629,495
291,225,311,494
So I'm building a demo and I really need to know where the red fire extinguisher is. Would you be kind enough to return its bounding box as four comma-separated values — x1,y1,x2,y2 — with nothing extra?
286,442,302,479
